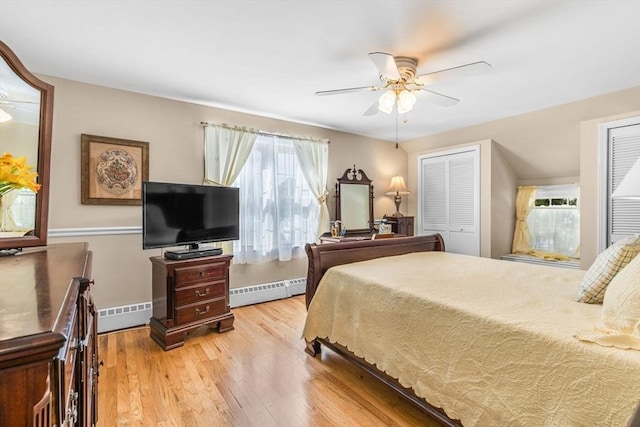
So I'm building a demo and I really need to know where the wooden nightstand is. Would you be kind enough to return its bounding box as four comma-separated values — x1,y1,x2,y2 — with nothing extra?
385,215,414,236
149,254,235,350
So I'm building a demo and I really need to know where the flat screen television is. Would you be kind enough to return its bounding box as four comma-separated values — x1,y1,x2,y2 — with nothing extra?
142,181,239,253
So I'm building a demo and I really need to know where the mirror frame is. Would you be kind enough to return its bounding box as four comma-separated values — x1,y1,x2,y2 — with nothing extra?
335,165,374,234
0,40,54,250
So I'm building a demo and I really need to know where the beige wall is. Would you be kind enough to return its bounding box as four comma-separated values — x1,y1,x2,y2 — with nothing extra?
490,143,518,259
402,87,640,182
42,75,408,310
0,121,38,160
403,86,640,266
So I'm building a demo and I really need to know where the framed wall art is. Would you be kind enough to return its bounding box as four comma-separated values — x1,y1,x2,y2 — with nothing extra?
81,134,149,205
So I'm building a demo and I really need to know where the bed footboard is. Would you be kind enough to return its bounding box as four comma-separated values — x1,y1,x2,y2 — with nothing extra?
303,234,456,425
304,234,444,307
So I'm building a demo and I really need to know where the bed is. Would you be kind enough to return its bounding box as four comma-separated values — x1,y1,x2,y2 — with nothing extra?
302,235,640,426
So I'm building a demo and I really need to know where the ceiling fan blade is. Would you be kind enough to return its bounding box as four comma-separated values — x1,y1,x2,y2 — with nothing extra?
368,52,400,80
363,99,380,116
0,99,38,105
314,86,380,96
415,61,491,85
418,89,459,107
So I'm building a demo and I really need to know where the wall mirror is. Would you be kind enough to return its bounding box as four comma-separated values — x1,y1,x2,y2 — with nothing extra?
0,40,53,251
335,165,374,234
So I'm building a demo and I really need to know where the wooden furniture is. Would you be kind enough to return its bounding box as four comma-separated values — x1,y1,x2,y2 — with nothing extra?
319,233,405,244
149,253,235,350
0,243,98,427
304,235,450,424
334,165,374,234
0,41,54,251
305,235,444,307
385,215,414,236
319,233,371,244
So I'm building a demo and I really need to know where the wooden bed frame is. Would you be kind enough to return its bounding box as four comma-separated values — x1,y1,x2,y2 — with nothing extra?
304,234,461,426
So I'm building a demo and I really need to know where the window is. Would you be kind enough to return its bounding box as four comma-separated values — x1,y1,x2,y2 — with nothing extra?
527,184,580,257
0,188,36,232
231,134,318,264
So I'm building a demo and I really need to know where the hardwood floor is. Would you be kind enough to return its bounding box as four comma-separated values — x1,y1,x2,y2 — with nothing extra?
96,295,440,427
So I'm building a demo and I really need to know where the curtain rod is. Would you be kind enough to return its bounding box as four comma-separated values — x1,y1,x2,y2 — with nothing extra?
201,121,329,144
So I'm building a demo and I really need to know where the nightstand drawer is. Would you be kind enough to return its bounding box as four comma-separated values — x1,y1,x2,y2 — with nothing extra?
175,298,226,325
174,280,226,307
174,263,226,286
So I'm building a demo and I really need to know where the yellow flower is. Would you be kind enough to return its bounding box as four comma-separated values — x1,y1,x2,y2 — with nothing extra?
0,152,41,196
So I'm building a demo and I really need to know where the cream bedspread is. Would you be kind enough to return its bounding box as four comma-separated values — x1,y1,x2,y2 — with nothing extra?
302,252,640,427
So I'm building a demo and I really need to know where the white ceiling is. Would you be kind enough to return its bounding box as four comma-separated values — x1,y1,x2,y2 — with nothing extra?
1,1,639,143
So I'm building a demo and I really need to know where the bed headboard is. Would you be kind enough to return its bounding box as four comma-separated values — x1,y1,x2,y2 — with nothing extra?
304,234,445,307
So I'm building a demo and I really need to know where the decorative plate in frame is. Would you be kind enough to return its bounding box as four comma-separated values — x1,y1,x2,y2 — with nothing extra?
81,134,149,205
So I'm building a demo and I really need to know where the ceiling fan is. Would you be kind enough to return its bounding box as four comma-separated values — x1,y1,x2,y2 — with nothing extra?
315,52,491,116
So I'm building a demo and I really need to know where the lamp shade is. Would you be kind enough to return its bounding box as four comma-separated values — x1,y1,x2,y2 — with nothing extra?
378,90,395,114
385,175,410,195
396,90,416,114
612,157,640,199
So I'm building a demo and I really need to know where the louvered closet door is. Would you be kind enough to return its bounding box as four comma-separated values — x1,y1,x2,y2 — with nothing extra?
608,123,640,245
419,146,480,256
421,156,447,236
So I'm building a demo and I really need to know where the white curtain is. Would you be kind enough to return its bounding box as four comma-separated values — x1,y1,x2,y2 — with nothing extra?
203,123,257,254
204,124,257,186
293,138,330,237
0,189,36,232
232,134,319,264
527,184,580,258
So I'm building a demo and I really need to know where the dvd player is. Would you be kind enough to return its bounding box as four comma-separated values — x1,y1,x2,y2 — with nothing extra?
164,248,223,260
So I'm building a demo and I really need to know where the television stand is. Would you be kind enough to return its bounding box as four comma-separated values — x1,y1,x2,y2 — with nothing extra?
164,247,223,260
149,253,235,350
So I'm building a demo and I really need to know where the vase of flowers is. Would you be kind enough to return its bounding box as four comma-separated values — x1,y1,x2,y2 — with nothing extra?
0,152,41,196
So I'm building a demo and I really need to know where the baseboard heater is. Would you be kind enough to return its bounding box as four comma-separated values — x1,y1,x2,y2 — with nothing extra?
96,278,306,333
501,254,580,269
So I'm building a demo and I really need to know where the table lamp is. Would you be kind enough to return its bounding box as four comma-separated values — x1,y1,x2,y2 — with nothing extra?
385,175,410,217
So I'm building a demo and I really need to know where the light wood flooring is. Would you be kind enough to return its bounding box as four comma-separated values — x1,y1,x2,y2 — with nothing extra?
96,295,440,427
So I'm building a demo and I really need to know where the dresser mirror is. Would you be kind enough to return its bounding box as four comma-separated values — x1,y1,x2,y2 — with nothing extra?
335,165,374,234
0,40,53,251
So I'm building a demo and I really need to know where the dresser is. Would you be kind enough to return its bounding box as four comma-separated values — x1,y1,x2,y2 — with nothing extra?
149,254,235,350
0,243,97,427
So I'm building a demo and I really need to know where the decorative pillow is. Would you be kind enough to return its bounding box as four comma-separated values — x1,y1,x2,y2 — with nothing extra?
575,255,640,350
576,235,640,303
601,254,640,335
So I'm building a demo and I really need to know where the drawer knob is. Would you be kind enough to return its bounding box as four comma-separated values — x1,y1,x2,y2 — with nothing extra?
198,271,205,277
195,288,210,297
195,305,210,315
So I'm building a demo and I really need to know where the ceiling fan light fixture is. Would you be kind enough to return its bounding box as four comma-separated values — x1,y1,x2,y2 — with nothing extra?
378,90,395,114
397,90,416,114
0,108,12,123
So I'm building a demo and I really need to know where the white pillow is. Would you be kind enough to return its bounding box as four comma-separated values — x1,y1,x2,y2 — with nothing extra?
600,253,640,339
575,254,640,351
576,235,640,304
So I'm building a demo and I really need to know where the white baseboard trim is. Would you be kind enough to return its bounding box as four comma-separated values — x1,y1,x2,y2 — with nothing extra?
49,226,141,238
96,278,306,333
